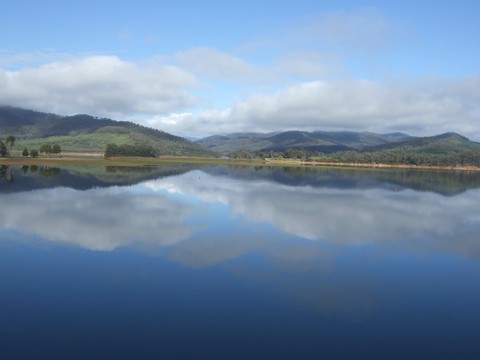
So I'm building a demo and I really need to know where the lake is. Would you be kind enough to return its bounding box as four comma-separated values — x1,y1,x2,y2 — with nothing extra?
1,164,480,359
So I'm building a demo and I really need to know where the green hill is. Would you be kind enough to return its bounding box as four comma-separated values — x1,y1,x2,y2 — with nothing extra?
323,132,480,167
196,130,412,153
367,132,480,153
197,130,480,166
0,106,214,156
3,106,479,165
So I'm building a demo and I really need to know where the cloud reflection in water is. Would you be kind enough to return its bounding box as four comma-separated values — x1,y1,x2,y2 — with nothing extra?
2,168,480,317
147,170,480,261
1,169,480,260
0,186,193,251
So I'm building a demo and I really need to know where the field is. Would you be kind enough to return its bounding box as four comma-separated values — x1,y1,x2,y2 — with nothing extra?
15,133,135,153
2,153,480,172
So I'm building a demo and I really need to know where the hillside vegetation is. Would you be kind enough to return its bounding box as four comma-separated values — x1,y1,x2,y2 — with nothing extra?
198,131,480,167
197,130,412,153
3,106,480,166
0,106,214,156
320,132,480,167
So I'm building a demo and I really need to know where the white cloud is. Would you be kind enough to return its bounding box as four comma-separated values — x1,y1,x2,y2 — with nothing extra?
174,47,330,84
145,108,243,136
5,53,472,139
0,55,198,118
154,77,480,139
236,7,393,61
292,8,392,53
272,51,329,79
174,47,258,81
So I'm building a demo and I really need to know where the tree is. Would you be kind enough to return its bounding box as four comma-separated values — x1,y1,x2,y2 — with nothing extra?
52,144,61,154
6,135,15,155
284,148,296,159
22,147,29,157
40,144,52,154
0,141,7,157
30,149,39,158
255,151,265,159
104,144,119,158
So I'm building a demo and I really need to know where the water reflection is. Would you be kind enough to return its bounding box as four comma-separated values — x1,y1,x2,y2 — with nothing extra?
203,165,480,195
150,170,480,259
0,165,14,183
0,186,194,250
2,165,480,259
0,164,200,192
2,165,480,358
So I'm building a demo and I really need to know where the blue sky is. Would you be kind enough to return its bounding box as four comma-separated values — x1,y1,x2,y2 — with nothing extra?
1,0,479,139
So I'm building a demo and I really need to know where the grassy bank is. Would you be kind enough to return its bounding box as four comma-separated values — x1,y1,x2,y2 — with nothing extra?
0,154,266,167
2,153,480,171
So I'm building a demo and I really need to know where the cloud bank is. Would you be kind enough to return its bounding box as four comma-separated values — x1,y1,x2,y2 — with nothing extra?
152,77,480,138
0,55,197,118
1,54,479,140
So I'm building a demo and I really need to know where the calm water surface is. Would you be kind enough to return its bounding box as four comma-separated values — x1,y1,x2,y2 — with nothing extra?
1,164,480,359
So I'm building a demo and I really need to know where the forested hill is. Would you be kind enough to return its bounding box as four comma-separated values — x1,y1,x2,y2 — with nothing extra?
0,106,214,156
3,105,480,165
319,132,480,167
197,130,480,155
197,130,480,166
196,130,413,153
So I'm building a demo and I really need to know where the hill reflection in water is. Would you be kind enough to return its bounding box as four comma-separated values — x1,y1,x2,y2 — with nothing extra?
1,164,480,359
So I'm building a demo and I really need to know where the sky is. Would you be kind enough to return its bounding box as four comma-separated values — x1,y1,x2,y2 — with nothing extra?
1,0,479,139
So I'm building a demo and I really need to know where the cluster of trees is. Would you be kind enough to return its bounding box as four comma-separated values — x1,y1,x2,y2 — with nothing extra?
104,143,157,158
0,134,61,158
20,143,61,158
228,148,480,167
17,144,61,158
322,149,480,167
229,148,315,160
39,143,62,155
0,135,16,157
22,148,39,157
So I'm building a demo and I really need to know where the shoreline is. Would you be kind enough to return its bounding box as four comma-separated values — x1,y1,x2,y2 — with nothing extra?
1,154,480,172
267,159,480,172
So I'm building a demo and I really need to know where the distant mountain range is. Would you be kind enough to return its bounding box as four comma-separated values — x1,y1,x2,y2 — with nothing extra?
196,131,412,153
196,130,480,155
2,105,480,158
0,106,213,156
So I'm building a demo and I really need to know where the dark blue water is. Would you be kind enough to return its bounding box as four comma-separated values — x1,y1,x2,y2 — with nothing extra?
1,165,480,359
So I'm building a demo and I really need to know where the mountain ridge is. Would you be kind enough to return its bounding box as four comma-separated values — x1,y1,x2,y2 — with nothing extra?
2,105,480,159
0,106,213,156
196,130,415,153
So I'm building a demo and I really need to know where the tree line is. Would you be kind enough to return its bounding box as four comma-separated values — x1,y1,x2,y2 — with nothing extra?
228,148,480,167
104,143,157,158
0,134,62,157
